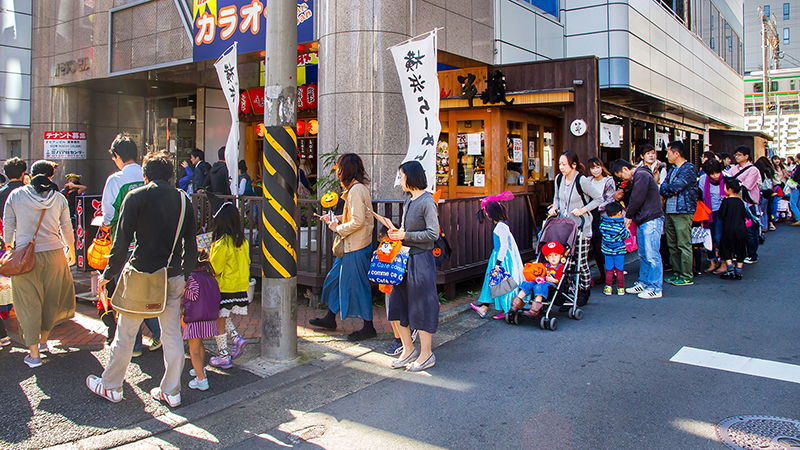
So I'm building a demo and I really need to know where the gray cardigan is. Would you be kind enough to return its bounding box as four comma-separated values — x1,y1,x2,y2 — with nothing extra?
553,173,603,237
400,192,440,255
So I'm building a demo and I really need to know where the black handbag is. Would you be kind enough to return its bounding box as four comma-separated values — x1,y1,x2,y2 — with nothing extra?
432,232,452,267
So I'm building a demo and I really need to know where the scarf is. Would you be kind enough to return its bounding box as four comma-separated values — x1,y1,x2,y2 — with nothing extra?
703,174,724,221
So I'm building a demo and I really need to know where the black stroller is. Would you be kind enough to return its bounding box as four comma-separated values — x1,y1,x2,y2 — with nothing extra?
505,216,586,331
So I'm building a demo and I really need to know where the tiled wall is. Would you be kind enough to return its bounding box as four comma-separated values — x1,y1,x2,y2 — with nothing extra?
1,0,32,129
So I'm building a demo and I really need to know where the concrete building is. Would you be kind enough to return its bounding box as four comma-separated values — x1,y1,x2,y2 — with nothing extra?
744,1,800,73
743,67,800,156
0,0,32,161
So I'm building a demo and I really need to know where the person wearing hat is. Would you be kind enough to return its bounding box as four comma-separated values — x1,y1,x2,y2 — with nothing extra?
60,173,87,226
510,241,566,319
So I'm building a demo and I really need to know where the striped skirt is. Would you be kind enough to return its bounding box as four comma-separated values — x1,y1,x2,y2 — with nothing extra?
183,319,218,339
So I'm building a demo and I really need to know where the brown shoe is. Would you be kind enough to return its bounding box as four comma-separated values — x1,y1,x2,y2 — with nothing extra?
791,221,800,226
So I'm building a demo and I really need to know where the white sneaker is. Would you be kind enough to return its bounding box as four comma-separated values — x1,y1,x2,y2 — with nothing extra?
638,290,662,299
626,283,645,294
86,375,123,403
151,387,181,407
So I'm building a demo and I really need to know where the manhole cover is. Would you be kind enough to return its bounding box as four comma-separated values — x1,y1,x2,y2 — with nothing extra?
717,416,800,450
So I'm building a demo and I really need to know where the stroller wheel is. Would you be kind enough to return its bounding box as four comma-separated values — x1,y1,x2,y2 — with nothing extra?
513,311,522,325
567,310,575,319
540,317,548,330
573,308,584,320
505,312,513,324
549,317,558,331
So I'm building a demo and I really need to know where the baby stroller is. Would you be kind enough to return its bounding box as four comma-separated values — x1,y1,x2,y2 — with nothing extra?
505,216,586,331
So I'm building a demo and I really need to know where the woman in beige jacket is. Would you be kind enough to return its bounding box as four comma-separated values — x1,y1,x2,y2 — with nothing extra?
310,154,376,340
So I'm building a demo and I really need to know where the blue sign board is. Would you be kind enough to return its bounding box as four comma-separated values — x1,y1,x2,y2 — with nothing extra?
193,0,315,62
517,0,558,19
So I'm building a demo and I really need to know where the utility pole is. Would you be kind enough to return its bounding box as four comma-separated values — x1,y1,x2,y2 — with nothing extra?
760,7,781,152
261,0,298,360
760,6,768,124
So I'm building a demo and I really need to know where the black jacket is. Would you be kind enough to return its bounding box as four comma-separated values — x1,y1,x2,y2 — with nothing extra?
103,180,197,281
193,161,211,191
626,166,664,226
204,161,231,195
0,180,25,218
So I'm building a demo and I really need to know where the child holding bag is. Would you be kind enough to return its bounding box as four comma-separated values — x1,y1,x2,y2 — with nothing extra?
206,193,251,369
718,179,751,280
183,250,220,390
472,193,527,319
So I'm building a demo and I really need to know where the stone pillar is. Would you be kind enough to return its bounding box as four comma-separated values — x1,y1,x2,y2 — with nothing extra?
317,0,411,200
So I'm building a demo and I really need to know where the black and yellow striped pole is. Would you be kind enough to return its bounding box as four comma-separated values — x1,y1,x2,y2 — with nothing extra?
261,0,298,360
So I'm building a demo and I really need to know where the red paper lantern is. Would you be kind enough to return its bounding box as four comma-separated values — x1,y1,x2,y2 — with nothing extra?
297,85,307,110
239,91,251,114
298,43,306,52
307,119,318,135
306,83,317,109
297,120,305,136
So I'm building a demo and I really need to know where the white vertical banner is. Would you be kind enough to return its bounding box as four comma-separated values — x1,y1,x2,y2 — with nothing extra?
390,30,440,192
214,42,240,197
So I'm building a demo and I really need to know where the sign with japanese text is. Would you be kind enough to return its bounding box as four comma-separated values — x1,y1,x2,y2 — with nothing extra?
193,0,315,62
512,138,523,163
44,131,87,159
600,123,621,148
390,30,441,192
214,43,240,196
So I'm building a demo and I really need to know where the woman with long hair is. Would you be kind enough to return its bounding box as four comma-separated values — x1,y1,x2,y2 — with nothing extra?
310,153,376,341
3,160,76,368
548,151,603,305
586,157,616,280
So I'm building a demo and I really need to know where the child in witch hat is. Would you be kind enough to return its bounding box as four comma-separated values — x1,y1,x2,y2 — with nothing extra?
205,192,251,369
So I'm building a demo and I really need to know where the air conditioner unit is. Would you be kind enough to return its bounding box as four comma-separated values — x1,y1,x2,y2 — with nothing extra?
173,106,196,119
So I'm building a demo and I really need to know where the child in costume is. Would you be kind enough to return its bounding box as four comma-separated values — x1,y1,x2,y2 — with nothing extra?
206,192,251,369
718,178,751,280
183,249,221,391
472,192,527,319
599,202,629,295
511,241,566,318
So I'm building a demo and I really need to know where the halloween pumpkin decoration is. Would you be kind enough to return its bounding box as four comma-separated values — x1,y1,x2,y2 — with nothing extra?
376,238,402,263
523,262,547,282
87,230,112,270
320,191,338,208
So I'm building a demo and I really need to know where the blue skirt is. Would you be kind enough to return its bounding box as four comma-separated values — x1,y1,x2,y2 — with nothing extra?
477,248,528,313
321,243,373,320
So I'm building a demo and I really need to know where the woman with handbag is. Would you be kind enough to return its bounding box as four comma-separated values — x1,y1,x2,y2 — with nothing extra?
309,154,376,341
2,160,75,368
387,161,440,372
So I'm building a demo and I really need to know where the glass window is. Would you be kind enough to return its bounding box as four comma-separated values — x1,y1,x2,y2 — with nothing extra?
785,28,790,44
542,130,555,180
527,124,540,182
784,3,789,19
711,37,715,50
436,124,450,188
754,82,763,93
791,80,796,91
506,121,524,186
764,5,770,17
771,80,780,92
456,121,485,187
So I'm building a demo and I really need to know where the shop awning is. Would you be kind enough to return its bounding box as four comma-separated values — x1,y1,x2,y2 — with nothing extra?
440,88,573,109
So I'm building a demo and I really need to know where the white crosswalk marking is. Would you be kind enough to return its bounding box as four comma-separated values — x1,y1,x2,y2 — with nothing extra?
670,346,800,384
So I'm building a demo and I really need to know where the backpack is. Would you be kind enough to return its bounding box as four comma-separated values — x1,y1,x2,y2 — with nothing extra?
555,173,589,207
729,165,758,205
239,174,254,196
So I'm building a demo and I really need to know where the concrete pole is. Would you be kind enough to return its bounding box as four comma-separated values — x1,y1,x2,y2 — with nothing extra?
261,0,298,360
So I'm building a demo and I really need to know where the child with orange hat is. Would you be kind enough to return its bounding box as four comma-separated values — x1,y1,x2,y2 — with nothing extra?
511,241,566,318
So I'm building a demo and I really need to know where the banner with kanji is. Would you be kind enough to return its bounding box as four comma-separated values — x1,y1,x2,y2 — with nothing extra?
44,131,87,159
390,30,440,192
214,42,240,196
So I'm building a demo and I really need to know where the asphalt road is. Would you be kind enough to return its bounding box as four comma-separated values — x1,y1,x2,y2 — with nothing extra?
122,226,800,450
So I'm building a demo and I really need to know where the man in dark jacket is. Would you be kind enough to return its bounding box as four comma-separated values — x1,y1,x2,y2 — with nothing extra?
203,147,231,195
0,157,27,219
87,151,197,408
190,148,211,192
659,141,698,287
612,159,665,299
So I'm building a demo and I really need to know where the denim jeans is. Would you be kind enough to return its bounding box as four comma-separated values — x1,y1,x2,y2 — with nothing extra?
758,196,769,229
790,189,800,221
636,217,664,293
707,211,724,262
746,204,760,260
133,318,161,353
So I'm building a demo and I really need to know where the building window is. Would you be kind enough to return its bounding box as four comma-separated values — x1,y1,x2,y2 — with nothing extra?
755,82,763,93
792,80,796,91
765,5,770,17
727,36,732,52
772,80,780,92
785,28,790,44
784,3,790,19
711,38,715,50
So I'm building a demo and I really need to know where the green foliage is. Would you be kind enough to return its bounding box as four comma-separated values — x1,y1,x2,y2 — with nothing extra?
312,144,340,197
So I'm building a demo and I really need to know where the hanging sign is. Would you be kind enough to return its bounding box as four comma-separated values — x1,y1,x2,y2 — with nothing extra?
390,29,441,192
44,131,87,159
600,123,621,148
247,88,265,114
467,132,482,155
193,0,315,62
512,138,523,163
239,90,251,114
655,132,670,152
214,42,240,196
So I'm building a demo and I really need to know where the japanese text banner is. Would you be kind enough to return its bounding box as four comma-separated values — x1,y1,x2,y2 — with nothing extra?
214,42,240,196
390,30,440,192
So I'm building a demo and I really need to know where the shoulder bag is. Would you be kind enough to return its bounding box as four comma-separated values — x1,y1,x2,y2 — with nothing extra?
110,194,186,319
0,210,46,277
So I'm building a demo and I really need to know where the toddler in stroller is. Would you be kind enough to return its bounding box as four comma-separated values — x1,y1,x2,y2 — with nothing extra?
510,241,565,319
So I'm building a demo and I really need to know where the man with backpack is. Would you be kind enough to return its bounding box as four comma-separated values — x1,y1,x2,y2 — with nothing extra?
659,141,698,287
724,146,761,263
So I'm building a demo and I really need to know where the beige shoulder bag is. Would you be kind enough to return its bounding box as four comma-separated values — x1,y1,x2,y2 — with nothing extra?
111,194,186,319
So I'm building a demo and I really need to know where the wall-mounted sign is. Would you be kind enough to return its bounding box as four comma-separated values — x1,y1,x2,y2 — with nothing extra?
54,58,91,77
570,119,587,137
600,123,621,148
192,0,315,62
44,131,87,159
512,138,523,163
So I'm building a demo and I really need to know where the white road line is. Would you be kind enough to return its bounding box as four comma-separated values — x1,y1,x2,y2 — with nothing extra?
670,346,800,385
